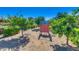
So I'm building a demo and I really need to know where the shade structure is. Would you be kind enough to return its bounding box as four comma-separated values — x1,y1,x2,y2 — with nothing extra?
40,24,49,32
40,21,49,32
38,21,52,41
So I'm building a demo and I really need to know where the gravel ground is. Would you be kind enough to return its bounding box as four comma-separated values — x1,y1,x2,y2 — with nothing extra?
0,28,77,51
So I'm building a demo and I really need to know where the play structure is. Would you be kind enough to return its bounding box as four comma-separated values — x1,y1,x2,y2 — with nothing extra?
38,21,52,41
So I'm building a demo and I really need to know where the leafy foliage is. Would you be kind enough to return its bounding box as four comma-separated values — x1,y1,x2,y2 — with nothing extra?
49,10,79,46
8,16,27,30
54,12,68,19
3,26,19,37
27,17,37,29
35,16,45,25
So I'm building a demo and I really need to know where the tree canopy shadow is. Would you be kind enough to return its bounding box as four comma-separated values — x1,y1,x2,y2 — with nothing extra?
41,34,50,38
50,44,74,51
0,36,29,51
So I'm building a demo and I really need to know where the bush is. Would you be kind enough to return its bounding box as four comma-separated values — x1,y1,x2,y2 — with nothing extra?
69,28,79,47
3,27,19,37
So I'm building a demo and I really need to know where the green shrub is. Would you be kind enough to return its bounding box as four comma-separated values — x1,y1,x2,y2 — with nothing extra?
69,28,79,47
3,27,19,37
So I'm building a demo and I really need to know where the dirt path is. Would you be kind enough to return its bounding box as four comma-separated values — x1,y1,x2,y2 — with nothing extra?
21,28,76,51
0,28,77,51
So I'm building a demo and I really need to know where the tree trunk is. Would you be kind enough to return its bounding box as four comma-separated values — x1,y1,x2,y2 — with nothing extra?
66,37,69,45
21,30,24,37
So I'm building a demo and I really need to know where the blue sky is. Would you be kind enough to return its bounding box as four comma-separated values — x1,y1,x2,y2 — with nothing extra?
0,7,77,20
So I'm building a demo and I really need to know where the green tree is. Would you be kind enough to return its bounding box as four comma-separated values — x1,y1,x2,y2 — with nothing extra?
8,15,27,37
72,8,79,16
27,17,37,29
72,8,79,27
51,15,77,45
55,12,68,19
35,16,45,25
